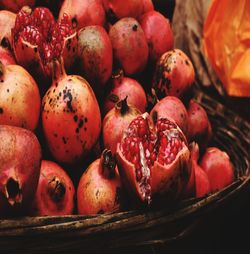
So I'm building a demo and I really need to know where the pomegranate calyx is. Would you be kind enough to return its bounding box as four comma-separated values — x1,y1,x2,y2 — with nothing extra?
0,61,4,76
111,69,124,81
47,177,66,202
51,58,67,82
101,149,116,179
4,178,22,206
116,96,129,115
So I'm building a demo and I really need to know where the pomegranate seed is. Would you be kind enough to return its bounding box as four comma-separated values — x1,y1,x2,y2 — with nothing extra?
136,168,142,181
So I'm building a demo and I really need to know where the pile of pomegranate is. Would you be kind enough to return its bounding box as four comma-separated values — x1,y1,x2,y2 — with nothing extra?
0,0,235,217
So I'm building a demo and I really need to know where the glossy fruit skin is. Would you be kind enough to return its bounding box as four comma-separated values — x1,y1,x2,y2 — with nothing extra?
59,0,106,30
0,62,40,131
102,98,141,154
0,0,35,13
153,49,195,99
0,125,41,217
109,18,149,76
77,150,124,215
200,147,234,192
103,71,147,116
116,113,191,204
0,10,16,50
0,47,16,65
150,96,188,135
42,60,101,165
141,0,154,14
33,160,75,216
139,11,173,63
77,26,113,87
187,99,212,150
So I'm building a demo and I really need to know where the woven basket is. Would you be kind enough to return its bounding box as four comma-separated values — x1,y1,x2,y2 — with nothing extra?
0,90,249,254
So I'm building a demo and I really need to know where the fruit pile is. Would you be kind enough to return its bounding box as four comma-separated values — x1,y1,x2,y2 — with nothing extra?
0,0,234,217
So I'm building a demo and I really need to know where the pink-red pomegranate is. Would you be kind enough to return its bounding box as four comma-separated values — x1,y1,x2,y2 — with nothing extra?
77,149,124,215
103,0,143,22
153,49,195,99
139,11,173,63
0,61,40,131
12,6,77,79
200,147,234,192
33,160,75,216
109,18,149,76
0,10,16,50
103,70,147,115
142,0,154,14
187,99,212,150
0,125,41,216
0,0,35,13
77,25,112,87
42,59,101,165
0,47,16,65
116,113,191,204
102,97,141,154
59,0,105,30
184,143,210,198
150,95,188,135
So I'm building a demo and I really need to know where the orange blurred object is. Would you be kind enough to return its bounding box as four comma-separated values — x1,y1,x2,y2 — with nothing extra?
204,0,250,97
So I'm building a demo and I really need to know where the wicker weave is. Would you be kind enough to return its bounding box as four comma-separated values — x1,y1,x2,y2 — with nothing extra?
0,92,249,254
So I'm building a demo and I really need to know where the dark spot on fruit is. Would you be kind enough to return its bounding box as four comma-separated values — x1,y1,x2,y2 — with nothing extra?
76,128,79,133
34,47,38,53
108,94,119,103
59,92,61,96
0,108,3,114
0,80,4,82
73,115,78,122
6,89,9,93
1,37,10,49
62,136,67,144
97,209,104,214
78,119,84,128
63,90,74,112
95,189,100,198
49,98,52,104
55,82,58,87
57,96,59,100
54,133,58,138
53,89,56,93
84,127,87,131
132,24,138,31
71,17,77,28
85,117,88,123
68,78,72,82
185,60,189,66
176,89,180,94
25,45,28,48
180,113,184,118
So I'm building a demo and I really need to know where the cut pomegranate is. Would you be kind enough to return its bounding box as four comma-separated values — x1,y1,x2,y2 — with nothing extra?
117,113,190,204
12,6,77,80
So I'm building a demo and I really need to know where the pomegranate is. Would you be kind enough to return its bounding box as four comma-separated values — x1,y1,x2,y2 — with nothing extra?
116,113,191,204
0,46,16,65
187,99,212,150
184,143,210,198
139,11,173,63
0,10,16,50
58,0,106,30
0,61,40,131
200,147,234,192
0,125,41,216
103,70,147,116
102,97,141,154
36,0,64,18
142,0,154,14
42,59,101,165
0,0,35,13
103,0,143,22
32,160,75,216
109,18,149,76
152,49,195,99
77,25,112,88
12,6,77,80
77,149,125,215
150,95,188,135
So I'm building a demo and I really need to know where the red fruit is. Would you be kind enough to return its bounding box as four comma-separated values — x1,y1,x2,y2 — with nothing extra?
0,61,40,131
139,11,173,63
153,49,195,99
109,18,149,76
0,125,41,216
103,0,143,21
0,10,16,50
187,99,212,150
116,113,191,204
142,0,154,14
150,96,188,135
77,26,113,87
36,0,64,18
42,59,101,165
200,147,234,192
0,46,16,65
103,70,147,115
103,97,141,154
33,160,75,216
12,7,77,79
0,0,35,13
59,0,105,30
77,149,124,215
